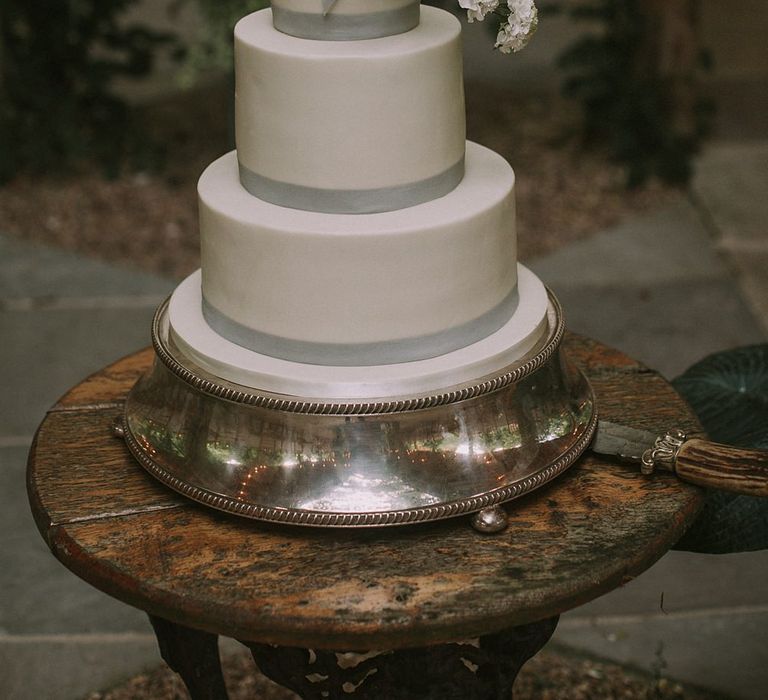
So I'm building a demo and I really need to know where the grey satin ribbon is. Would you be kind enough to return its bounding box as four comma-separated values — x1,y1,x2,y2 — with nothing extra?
239,157,465,214
202,286,520,366
272,4,420,41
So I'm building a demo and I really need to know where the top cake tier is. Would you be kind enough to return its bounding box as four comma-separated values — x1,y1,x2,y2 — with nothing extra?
271,0,421,41
235,6,466,214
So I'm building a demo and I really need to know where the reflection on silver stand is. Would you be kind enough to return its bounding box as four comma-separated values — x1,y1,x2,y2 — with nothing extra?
121,291,596,529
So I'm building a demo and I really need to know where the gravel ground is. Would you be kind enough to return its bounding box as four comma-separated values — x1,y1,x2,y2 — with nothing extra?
0,80,675,279
84,647,728,700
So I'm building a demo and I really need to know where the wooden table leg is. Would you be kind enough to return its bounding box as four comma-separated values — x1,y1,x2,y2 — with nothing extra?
244,616,559,699
149,615,229,700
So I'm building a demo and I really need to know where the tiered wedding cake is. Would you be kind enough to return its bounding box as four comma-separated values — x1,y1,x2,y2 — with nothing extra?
123,1,596,527
167,0,550,399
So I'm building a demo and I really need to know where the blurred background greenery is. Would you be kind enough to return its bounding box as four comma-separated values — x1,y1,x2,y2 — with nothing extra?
0,0,765,279
0,0,719,186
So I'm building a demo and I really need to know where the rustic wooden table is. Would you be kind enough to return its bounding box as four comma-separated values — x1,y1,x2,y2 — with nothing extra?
27,335,705,699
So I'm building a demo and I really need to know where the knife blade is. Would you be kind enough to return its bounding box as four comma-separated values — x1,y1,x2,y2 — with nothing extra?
592,421,660,464
591,420,768,497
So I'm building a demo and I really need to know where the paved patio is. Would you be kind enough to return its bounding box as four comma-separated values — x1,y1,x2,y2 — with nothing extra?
1,142,767,699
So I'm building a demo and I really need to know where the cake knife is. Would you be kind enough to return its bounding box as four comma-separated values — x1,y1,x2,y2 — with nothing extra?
591,421,768,497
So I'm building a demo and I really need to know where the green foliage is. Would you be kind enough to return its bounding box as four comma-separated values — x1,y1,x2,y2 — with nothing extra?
180,0,268,83
544,0,712,187
0,0,175,181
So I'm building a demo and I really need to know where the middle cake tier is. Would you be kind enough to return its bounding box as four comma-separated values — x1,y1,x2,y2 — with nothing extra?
201,141,518,367
235,5,465,214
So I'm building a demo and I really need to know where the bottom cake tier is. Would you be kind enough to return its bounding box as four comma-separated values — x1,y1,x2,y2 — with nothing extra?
199,141,518,366
167,264,550,399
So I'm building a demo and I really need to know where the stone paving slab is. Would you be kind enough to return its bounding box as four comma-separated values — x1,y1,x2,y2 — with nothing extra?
543,280,765,379
0,237,175,698
566,549,768,617
0,634,159,700
529,197,730,288
0,235,173,302
692,143,768,333
554,609,768,700
727,249,768,334
0,234,173,440
1,307,160,439
528,198,767,378
693,143,768,247
0,446,152,637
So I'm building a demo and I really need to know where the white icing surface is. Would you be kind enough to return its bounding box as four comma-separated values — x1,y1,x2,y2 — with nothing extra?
200,142,517,346
272,0,416,15
235,6,465,191
169,265,550,398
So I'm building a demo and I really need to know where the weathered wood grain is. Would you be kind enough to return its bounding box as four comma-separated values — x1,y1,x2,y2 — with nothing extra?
27,337,705,650
28,408,184,536
53,347,155,408
560,334,647,375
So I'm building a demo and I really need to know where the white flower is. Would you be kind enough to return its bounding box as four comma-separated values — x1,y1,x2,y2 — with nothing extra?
507,0,537,25
458,0,499,23
495,0,538,53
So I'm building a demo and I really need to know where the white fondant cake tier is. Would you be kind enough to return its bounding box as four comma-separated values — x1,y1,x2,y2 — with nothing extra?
169,265,550,399
235,6,465,212
271,0,420,41
200,142,517,364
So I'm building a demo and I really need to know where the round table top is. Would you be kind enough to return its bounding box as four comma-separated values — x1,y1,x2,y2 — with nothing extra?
27,335,704,650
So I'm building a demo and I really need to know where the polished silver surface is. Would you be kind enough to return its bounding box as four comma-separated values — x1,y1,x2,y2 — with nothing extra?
471,506,510,534
641,429,687,475
111,417,126,439
123,294,596,527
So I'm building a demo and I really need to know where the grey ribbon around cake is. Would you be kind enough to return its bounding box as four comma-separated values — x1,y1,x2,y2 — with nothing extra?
271,0,421,40
201,277,517,366
238,156,465,215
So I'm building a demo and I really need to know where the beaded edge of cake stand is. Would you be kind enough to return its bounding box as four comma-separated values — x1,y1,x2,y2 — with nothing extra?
121,414,597,528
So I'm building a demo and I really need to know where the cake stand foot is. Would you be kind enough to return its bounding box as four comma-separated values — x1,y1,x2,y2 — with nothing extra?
149,615,229,700
471,506,510,534
243,616,559,699
111,416,126,439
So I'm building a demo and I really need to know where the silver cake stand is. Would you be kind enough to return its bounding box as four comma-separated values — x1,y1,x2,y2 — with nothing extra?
121,290,596,530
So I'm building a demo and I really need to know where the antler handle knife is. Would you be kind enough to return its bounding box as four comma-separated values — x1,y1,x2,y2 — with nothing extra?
592,421,768,497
